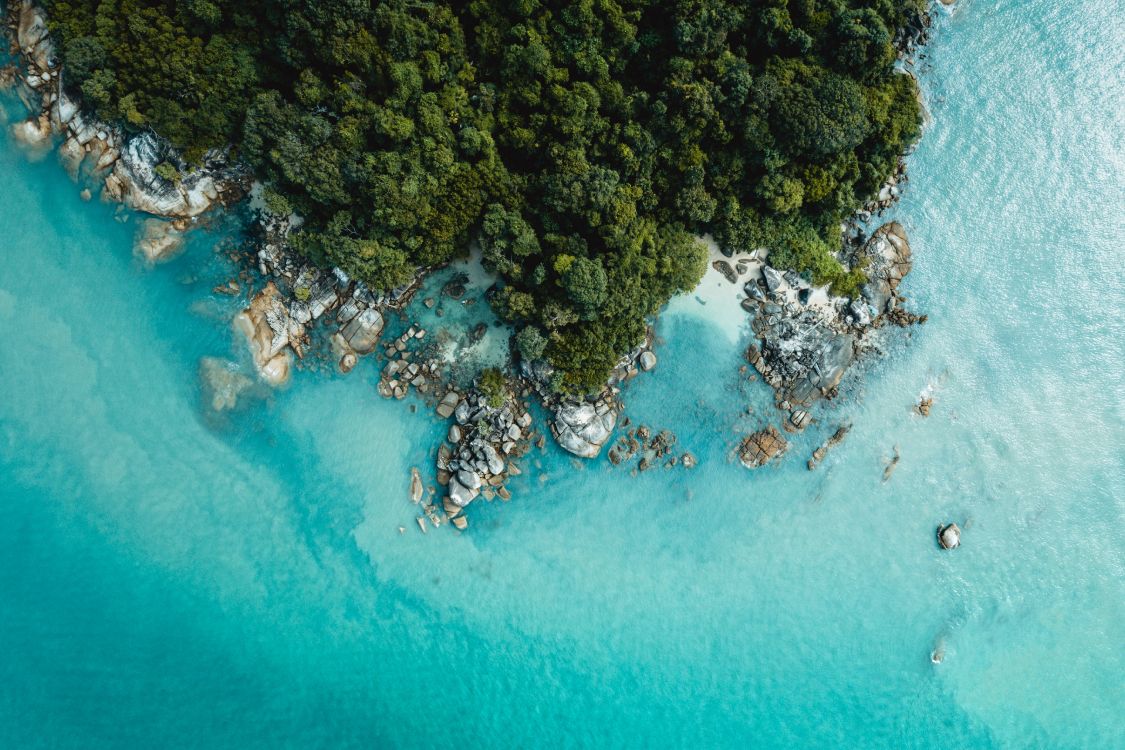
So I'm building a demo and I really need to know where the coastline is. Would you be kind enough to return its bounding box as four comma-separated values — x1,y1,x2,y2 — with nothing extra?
3,0,938,529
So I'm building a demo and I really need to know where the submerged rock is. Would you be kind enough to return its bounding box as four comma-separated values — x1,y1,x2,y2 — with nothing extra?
199,357,252,412
134,218,184,264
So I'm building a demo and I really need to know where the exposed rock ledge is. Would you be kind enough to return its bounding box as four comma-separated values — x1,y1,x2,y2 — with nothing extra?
744,221,921,411
4,1,245,223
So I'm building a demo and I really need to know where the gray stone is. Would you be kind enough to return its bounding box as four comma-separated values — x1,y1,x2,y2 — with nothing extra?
639,351,657,371
762,266,787,293
553,401,617,458
448,424,462,444
340,307,384,354
448,477,479,507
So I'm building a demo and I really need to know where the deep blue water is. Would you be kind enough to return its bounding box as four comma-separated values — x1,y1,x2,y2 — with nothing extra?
1,1,1123,747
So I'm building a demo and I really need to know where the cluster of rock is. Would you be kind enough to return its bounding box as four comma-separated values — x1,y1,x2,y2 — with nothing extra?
738,426,788,469
607,420,695,473
376,325,438,398
743,222,920,422
427,386,534,530
807,423,852,471
235,214,424,385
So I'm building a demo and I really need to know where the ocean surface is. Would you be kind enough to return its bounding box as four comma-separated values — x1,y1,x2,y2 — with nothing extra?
1,1,1123,747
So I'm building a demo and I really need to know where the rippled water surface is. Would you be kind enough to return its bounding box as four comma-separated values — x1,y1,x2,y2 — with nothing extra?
1,1,1123,747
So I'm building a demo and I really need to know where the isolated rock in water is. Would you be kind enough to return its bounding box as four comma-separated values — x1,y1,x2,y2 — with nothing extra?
937,523,961,550
339,307,384,354
199,357,252,412
409,467,424,504
134,218,184,264
639,350,657,371
860,222,913,314
234,282,299,386
739,426,788,468
553,400,617,458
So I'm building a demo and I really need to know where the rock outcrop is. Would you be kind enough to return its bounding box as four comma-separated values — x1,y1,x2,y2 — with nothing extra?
552,398,617,458
937,523,961,550
427,384,534,530
234,282,304,386
744,222,920,411
738,426,788,469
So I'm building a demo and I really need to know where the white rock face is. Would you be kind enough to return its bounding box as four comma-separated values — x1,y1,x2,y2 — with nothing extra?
639,350,657,371
553,401,617,458
109,133,223,218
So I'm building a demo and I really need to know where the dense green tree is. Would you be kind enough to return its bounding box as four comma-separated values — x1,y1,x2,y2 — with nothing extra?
45,0,925,392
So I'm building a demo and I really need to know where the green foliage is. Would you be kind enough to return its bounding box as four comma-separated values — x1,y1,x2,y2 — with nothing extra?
478,367,507,408
46,0,924,393
514,326,548,363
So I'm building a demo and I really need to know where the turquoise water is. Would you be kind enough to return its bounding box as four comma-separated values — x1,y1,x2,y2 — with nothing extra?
1,0,1123,747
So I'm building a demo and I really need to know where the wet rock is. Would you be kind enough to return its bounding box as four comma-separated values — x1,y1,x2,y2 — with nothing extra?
448,424,462,444
448,477,478,507
807,423,851,470
937,523,961,550
859,222,913,315
339,307,384,354
739,426,788,468
234,282,299,386
639,350,657,371
681,452,697,469
436,390,460,419
409,467,424,504
916,397,933,417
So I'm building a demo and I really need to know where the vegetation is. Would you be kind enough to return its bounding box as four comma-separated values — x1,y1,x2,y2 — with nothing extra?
43,0,923,393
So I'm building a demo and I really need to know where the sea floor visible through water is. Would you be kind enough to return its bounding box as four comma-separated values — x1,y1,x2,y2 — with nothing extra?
1,0,1123,748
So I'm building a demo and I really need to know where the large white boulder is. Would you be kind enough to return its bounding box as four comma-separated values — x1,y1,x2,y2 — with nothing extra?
553,400,617,458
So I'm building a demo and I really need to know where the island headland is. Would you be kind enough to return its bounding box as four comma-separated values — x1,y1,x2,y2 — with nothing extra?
3,0,940,530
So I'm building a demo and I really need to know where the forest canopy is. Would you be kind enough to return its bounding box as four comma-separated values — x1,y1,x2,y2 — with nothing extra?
43,0,924,393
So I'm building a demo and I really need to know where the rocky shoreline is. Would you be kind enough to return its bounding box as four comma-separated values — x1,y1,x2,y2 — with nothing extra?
3,0,939,530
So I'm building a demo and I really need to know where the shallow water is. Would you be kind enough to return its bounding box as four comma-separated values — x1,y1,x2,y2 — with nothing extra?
1,1,1123,747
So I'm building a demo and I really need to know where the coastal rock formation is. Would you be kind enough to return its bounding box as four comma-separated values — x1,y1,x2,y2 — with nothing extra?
234,282,304,386
807,423,852,470
937,523,961,550
552,399,617,458
429,385,532,528
739,426,788,469
744,221,921,411
859,222,913,316
106,133,229,218
5,2,243,219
